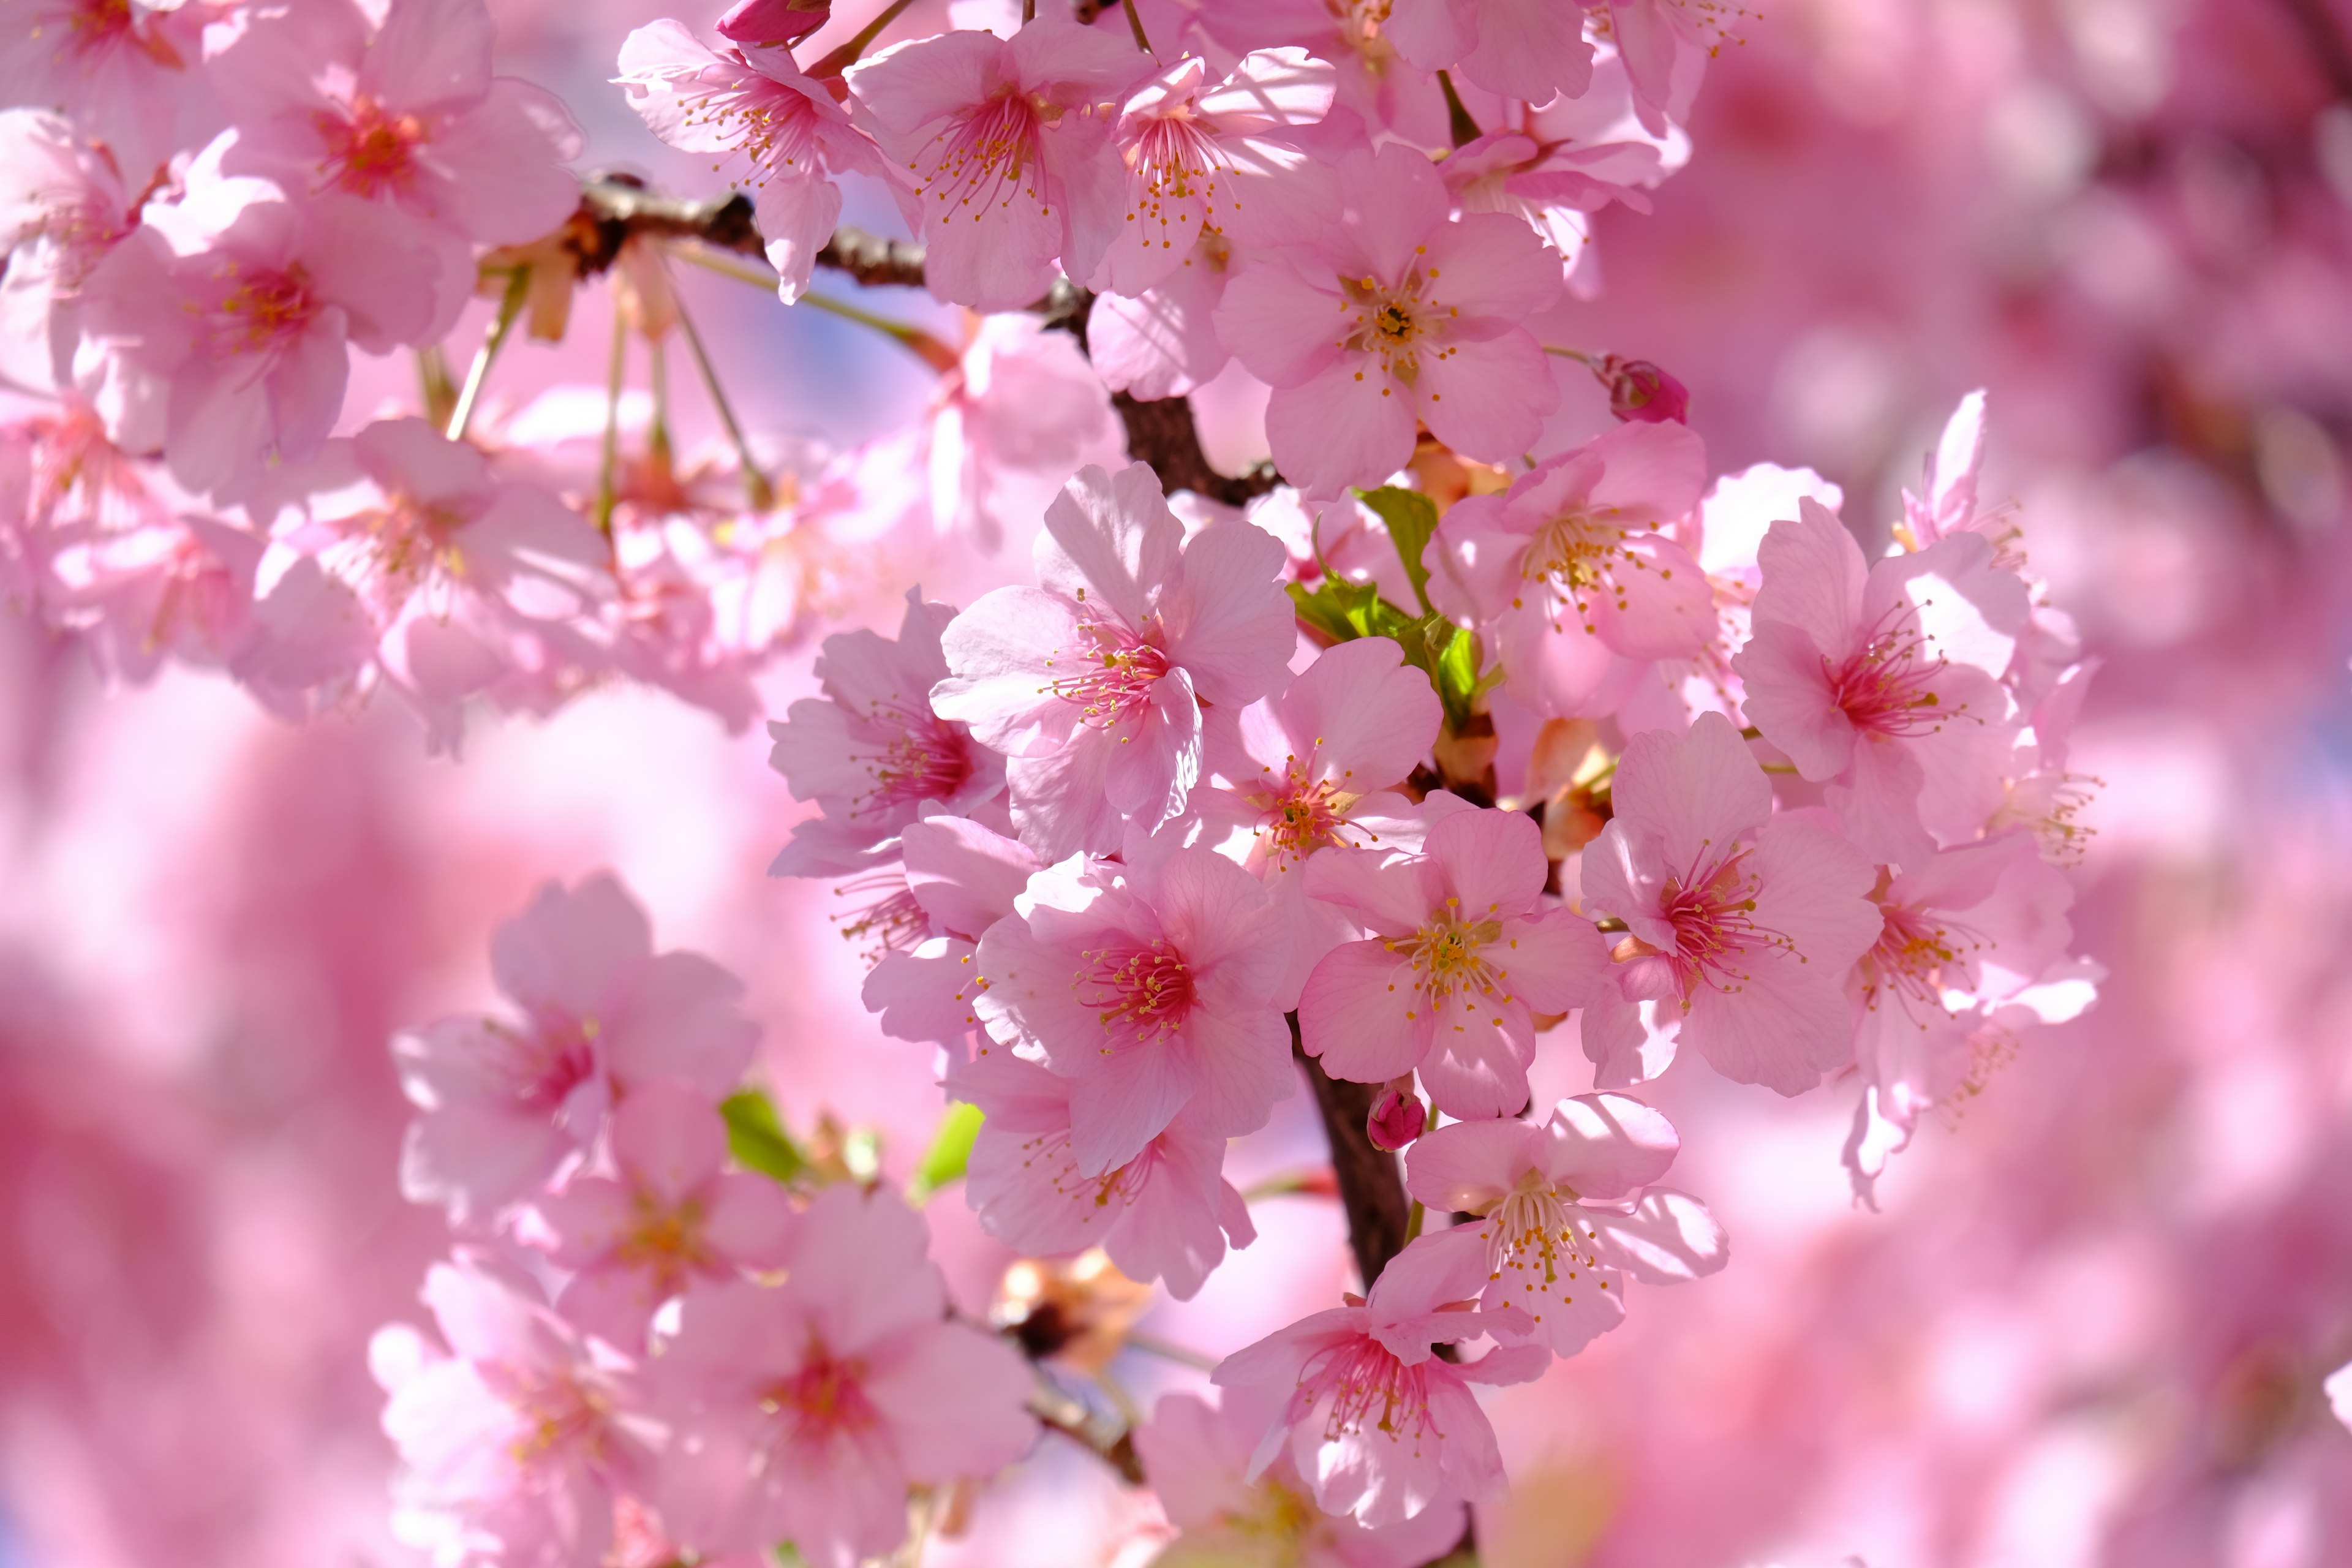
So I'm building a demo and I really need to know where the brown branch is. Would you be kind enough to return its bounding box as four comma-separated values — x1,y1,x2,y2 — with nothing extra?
1289,1012,1414,1291
1027,1381,1146,1485
564,179,1285,503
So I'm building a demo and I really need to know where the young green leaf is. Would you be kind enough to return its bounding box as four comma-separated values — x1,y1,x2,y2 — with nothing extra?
720,1087,807,1185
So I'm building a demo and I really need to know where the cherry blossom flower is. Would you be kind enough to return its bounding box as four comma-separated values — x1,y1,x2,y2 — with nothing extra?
1215,142,1561,496
208,0,584,262
0,0,219,178
847,18,1150,311
238,418,610,751
1195,633,1442,1003
918,311,1123,553
767,587,1005,878
371,1254,660,1568
1084,227,1237,399
1213,1230,1547,1528
931,462,1294,859
1073,47,1334,298
861,812,1041,1045
526,1081,796,1351
1403,1093,1727,1355
1431,419,1712,718
951,1047,1254,1300
1839,832,2076,1200
1300,805,1608,1120
75,151,439,493
1731,499,2030,868
714,0,832,50
654,1185,1035,1566
1597,0,1724,135
616,18,885,301
973,842,1293,1175
0,108,135,394
1898,388,1989,549
1387,0,1596,106
1134,1391,1469,1567
393,873,760,1227
1580,712,1880,1094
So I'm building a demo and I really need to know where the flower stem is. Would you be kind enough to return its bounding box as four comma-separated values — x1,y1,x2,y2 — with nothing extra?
415,345,457,431
798,289,962,372
1120,0,1153,51
673,288,777,512
1542,344,1601,366
594,295,627,536
1438,69,1482,149
447,265,531,441
811,0,919,75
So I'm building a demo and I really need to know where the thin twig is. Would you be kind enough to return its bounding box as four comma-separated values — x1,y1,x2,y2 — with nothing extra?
595,297,626,535
447,266,532,440
808,0,921,78
673,288,777,511
1119,0,1153,52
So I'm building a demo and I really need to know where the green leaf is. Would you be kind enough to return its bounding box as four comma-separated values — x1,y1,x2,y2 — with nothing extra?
907,1102,985,1204
1355,486,1441,614
722,1087,807,1185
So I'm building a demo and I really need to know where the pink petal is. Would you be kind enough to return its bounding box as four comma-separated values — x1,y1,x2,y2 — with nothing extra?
1299,939,1427,1084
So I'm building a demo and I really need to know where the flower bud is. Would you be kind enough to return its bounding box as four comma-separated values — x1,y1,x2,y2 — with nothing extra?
1366,1078,1428,1152
715,0,830,48
1597,354,1691,425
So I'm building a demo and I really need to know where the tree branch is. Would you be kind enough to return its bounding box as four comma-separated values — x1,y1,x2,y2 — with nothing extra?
565,179,1283,505
1289,1013,1414,1291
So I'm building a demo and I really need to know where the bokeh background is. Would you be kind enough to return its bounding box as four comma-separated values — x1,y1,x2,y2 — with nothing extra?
4,0,2351,1564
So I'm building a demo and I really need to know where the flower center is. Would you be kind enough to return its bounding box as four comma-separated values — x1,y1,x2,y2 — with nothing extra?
831,872,929,964
1386,899,1507,1011
1336,254,1453,385
1517,507,1672,632
320,94,426,197
205,260,319,355
916,89,1049,224
1823,606,1967,737
851,703,973,815
611,1191,713,1291
1479,1170,1605,1320
1863,895,1988,1022
762,1348,877,1442
685,70,821,181
1077,938,1195,1047
1300,1335,1438,1446
1126,110,1229,243
1656,850,1792,1000
1250,766,1362,868
1046,618,1172,729
491,1014,600,1112
489,1365,611,1466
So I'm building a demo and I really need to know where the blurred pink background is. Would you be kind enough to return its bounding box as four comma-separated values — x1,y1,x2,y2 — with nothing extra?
4,1,2351,1565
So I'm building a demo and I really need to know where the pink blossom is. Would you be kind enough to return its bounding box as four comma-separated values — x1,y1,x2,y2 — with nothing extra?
973,842,1293,1175
654,1185,1035,1566
1134,1390,1469,1567
0,0,219,178
238,418,610,752
371,1254,659,1568
767,588,1005,878
1579,711,1881,1094
1196,633,1442,1003
1730,499,2030,868
1840,832,2076,1200
921,311,1123,552
526,1081,795,1351
615,19,884,301
1387,0,1596,105
1899,388,1989,548
949,1047,1254,1300
1430,420,1712,717
861,812,1041,1044
715,0,832,50
846,18,1150,311
0,108,135,394
931,461,1294,859
1072,47,1334,298
1212,1230,1547,1527
1084,227,1235,399
1597,0,1722,135
1215,143,1561,496
393,873,760,1227
75,150,440,493
208,0,584,259
1300,805,1608,1120
1403,1094,1726,1355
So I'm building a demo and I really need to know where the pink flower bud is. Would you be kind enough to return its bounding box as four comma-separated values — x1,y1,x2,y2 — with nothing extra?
715,0,831,48
1366,1080,1428,1152
1597,354,1691,424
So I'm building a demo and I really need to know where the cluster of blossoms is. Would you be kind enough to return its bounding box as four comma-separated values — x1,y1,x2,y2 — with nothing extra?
6,0,2133,1564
